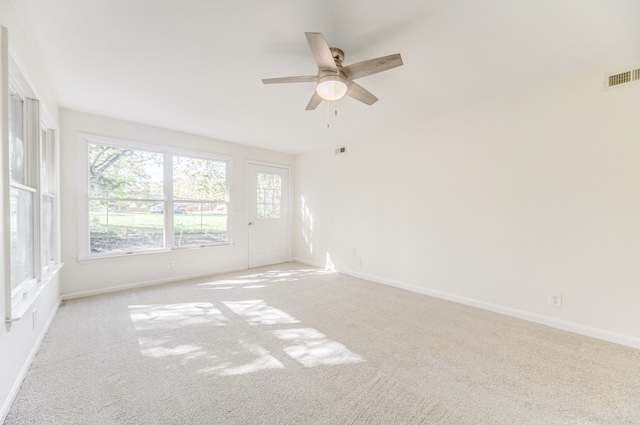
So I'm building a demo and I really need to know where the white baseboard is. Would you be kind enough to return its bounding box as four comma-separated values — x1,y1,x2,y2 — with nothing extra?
1,298,61,424
62,265,247,300
291,257,326,269
338,268,640,350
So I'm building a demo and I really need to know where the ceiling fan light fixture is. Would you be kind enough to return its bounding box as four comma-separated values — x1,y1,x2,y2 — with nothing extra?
316,75,348,101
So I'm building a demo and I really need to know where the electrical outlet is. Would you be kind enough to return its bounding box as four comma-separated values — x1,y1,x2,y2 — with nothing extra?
357,258,362,266
549,293,562,308
167,261,174,269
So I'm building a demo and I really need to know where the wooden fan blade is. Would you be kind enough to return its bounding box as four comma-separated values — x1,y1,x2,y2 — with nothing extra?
305,91,323,110
342,53,403,80
305,32,337,72
262,75,317,84
347,82,378,106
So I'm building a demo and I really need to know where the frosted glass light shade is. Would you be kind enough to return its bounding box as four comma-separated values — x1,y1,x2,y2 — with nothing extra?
316,76,348,100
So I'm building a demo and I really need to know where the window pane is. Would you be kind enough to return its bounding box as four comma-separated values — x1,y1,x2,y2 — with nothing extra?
256,172,282,219
174,202,228,247
41,128,56,194
10,188,34,291
257,204,265,220
9,90,26,185
173,156,226,201
42,196,54,267
90,200,164,254
89,144,163,199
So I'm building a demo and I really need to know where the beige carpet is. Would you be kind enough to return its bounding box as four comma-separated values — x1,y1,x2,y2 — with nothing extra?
5,263,640,424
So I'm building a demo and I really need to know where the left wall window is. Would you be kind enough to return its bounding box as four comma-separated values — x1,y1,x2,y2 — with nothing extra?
3,32,60,319
8,86,36,301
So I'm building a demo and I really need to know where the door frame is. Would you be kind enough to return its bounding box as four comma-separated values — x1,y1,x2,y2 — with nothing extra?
245,160,292,269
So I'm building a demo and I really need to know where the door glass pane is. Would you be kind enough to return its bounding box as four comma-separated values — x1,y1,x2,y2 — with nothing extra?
10,188,34,291
173,202,228,247
256,172,282,219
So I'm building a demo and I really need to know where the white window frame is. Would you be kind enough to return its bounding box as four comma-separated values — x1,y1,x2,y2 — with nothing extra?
77,133,233,260
7,80,39,310
171,152,230,249
40,126,59,277
3,30,61,322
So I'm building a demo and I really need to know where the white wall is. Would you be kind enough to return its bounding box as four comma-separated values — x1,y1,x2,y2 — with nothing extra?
0,0,61,421
294,61,640,348
59,109,294,297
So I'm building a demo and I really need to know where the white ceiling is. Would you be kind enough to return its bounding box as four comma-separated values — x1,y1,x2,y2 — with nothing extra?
12,0,640,154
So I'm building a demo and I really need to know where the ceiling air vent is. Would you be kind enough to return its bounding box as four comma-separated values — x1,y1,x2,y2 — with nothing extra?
606,66,640,88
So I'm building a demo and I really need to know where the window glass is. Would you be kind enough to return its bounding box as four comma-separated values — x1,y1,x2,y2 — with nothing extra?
85,143,230,255
41,128,51,193
173,202,228,247
88,144,164,254
256,172,282,219
89,144,163,199
90,200,164,254
173,156,228,247
41,196,54,266
9,90,26,185
173,156,226,201
10,188,34,291
41,128,57,270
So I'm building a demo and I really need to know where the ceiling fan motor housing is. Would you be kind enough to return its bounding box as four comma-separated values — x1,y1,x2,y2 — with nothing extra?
329,47,345,66
316,72,348,100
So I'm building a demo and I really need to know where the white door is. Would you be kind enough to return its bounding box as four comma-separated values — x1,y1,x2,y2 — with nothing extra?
248,164,289,268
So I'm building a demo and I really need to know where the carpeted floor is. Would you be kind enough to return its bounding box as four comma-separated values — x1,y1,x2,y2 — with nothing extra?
5,263,640,424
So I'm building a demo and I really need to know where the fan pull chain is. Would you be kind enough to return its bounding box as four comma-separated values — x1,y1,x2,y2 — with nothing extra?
326,100,330,128
325,101,339,128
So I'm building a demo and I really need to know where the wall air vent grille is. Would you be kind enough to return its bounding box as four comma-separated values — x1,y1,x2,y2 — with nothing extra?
606,67,640,88
609,71,630,86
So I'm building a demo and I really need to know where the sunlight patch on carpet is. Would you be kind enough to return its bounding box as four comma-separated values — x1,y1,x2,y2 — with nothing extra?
271,328,365,367
223,300,300,325
129,302,227,330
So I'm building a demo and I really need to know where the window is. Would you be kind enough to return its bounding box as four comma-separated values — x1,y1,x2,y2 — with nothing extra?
173,155,228,247
81,135,230,258
88,143,164,254
41,127,57,272
8,87,37,301
256,172,282,219
4,69,60,317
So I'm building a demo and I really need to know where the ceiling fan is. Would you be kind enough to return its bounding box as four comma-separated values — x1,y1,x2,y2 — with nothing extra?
262,32,403,110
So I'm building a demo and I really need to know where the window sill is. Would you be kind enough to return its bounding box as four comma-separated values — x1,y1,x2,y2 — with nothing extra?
76,243,234,264
6,263,63,324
